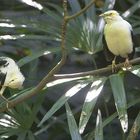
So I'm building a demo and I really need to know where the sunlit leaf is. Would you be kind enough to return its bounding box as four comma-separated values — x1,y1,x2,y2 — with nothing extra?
18,0,43,10
47,76,89,87
122,0,140,18
65,102,82,140
131,66,140,78
95,110,103,140
109,74,128,133
103,0,116,10
0,114,19,128
0,114,19,139
86,97,140,140
79,77,106,134
38,82,89,127
0,23,26,28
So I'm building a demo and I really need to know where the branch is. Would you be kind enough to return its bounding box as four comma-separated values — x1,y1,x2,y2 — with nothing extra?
0,0,97,113
66,0,96,20
0,0,68,112
54,57,140,79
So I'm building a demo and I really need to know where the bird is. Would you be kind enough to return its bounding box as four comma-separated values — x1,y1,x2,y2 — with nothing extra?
0,57,25,103
100,10,135,72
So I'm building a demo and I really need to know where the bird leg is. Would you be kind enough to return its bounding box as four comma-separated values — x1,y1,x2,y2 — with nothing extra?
112,56,117,73
123,58,132,70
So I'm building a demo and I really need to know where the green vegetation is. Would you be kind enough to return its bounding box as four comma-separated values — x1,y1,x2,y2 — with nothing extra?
0,0,140,140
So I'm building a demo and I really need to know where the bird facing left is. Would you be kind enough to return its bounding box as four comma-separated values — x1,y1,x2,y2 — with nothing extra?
100,10,135,72
0,57,25,102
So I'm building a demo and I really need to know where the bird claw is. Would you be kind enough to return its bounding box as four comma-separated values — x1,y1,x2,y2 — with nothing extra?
112,60,117,73
122,58,132,71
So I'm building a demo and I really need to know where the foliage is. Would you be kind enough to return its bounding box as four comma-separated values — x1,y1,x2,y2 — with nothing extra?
0,0,140,140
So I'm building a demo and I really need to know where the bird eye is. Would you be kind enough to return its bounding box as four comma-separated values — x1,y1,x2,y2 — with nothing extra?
111,13,114,16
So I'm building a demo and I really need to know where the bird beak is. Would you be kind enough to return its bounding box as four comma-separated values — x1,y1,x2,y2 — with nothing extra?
99,13,104,17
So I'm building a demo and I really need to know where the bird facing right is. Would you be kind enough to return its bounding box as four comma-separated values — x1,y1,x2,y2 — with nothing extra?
100,10,135,71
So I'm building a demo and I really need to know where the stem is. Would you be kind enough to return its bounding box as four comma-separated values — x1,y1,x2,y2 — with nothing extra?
67,0,95,20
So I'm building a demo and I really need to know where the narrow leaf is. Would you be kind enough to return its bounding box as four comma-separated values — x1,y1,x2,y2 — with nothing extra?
86,98,140,140
18,0,43,10
27,131,35,140
127,111,140,140
47,76,89,87
109,74,128,132
95,110,103,140
38,82,88,127
131,66,140,78
65,102,82,140
17,47,60,67
17,133,27,140
122,0,140,18
79,78,106,134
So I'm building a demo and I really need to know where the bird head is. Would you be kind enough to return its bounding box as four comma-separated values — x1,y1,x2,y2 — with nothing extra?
8,73,25,89
100,10,121,23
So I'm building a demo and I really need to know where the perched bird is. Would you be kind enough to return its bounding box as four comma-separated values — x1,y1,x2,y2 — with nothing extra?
0,57,25,102
100,10,135,71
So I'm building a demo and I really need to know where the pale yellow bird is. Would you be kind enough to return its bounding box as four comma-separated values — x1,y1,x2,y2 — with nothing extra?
0,57,25,102
100,10,135,71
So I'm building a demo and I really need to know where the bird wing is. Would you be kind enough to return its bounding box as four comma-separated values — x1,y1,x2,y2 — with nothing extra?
0,72,7,90
124,20,135,59
102,34,114,62
0,59,9,67
128,30,135,59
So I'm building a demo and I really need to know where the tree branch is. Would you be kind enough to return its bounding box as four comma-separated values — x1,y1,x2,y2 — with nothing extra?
54,57,140,79
0,0,68,112
66,0,96,21
0,0,97,113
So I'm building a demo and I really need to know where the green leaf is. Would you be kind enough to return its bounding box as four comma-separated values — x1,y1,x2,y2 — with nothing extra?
27,131,35,140
79,77,106,134
86,94,140,140
65,102,82,140
127,111,140,140
17,47,60,67
47,76,89,87
95,110,103,140
122,0,140,18
0,130,20,139
68,0,82,15
17,133,26,140
18,0,43,11
131,65,140,78
32,93,45,117
38,82,89,127
103,0,116,10
109,74,128,133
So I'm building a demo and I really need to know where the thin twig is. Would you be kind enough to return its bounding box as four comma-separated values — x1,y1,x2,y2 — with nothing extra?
54,57,140,79
66,0,96,20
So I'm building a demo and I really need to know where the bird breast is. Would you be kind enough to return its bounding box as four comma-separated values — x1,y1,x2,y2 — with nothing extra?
104,20,133,58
